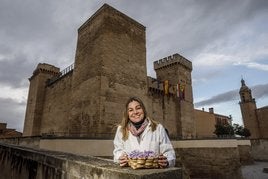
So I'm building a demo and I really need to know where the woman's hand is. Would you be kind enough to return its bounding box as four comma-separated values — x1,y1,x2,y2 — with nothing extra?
119,153,128,167
158,154,169,168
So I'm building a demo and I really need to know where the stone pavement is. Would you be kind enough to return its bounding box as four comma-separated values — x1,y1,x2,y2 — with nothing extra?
241,161,268,179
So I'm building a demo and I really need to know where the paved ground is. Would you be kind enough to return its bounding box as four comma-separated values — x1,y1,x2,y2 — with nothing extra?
241,161,268,179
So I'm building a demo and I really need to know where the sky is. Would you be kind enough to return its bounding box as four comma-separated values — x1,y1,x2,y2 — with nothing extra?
0,0,268,132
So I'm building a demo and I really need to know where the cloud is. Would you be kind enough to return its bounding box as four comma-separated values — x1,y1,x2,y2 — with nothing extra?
143,0,268,77
194,53,236,68
195,83,268,107
0,52,35,88
234,62,268,71
252,83,268,98
0,97,26,132
195,89,239,107
0,0,268,131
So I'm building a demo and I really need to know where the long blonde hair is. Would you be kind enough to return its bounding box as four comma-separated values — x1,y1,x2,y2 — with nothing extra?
120,97,158,141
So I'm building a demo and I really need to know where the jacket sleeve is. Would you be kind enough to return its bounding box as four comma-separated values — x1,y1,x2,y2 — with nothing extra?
159,125,176,167
113,126,125,163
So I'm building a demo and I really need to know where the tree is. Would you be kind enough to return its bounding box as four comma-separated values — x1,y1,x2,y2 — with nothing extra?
214,124,225,136
233,123,251,138
241,128,251,138
214,123,234,137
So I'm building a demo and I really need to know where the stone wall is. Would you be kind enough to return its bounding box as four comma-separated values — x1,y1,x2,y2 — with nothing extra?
172,139,245,179
236,139,254,165
41,72,73,135
39,139,113,157
251,139,268,161
1,137,253,178
147,94,180,138
175,148,242,179
0,136,40,148
257,106,268,138
0,143,182,179
238,145,254,165
39,138,249,178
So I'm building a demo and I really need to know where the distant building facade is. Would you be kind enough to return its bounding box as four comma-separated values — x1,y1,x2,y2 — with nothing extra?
194,108,232,138
0,123,22,138
239,79,268,139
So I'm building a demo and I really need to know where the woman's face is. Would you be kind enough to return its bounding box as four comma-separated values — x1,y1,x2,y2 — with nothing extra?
127,100,144,123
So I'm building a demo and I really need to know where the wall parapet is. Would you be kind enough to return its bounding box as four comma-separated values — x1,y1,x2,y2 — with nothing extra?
46,63,74,86
154,53,192,71
0,143,182,179
29,63,60,80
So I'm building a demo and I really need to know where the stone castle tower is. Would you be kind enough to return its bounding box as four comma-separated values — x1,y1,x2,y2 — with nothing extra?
69,4,147,136
23,4,195,139
239,79,268,139
23,64,60,136
148,54,195,138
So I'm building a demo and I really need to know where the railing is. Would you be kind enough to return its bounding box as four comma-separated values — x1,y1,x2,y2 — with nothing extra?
47,63,74,86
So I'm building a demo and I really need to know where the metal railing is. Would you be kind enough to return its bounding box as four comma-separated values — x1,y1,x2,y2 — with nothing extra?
47,63,74,86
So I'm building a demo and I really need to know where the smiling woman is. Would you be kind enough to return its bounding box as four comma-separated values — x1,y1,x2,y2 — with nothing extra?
113,96,176,169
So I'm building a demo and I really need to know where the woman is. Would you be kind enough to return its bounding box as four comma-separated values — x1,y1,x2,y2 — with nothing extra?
113,96,176,168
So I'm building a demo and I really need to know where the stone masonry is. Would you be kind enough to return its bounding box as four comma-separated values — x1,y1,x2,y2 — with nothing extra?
239,79,268,139
23,4,195,139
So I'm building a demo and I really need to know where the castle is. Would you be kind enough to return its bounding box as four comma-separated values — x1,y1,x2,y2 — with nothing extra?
239,79,268,139
4,4,258,178
23,4,232,139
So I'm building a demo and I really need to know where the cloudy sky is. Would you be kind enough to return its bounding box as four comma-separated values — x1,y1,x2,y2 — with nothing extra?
0,0,267,132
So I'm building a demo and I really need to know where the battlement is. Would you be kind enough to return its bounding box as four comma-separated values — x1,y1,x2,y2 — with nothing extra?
79,3,145,32
154,53,192,71
30,63,60,80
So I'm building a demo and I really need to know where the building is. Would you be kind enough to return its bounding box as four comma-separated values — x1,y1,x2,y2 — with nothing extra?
195,108,232,138
239,79,268,139
0,123,22,138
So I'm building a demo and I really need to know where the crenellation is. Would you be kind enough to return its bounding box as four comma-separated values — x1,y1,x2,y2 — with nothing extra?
79,3,145,33
154,53,192,71
30,63,60,80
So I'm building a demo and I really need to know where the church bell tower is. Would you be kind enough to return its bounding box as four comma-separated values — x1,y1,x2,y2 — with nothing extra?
239,79,260,138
